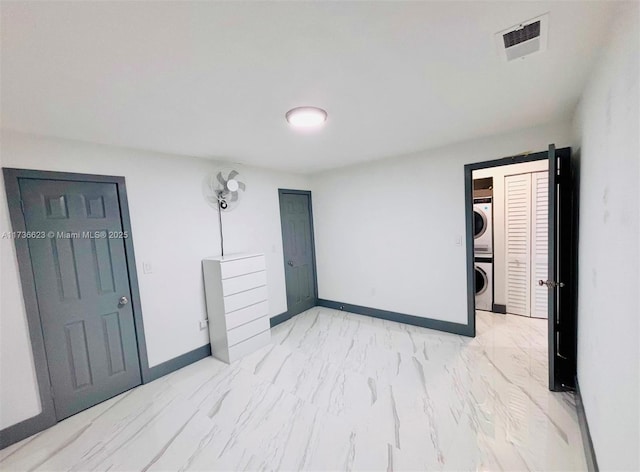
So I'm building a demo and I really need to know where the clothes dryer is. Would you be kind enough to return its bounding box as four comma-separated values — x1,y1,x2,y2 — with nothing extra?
473,197,493,256
475,257,493,311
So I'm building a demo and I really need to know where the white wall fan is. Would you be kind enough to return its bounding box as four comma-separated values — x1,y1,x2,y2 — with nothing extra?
204,169,246,256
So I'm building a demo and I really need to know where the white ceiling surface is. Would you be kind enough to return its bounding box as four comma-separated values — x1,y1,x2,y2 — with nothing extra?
1,1,615,173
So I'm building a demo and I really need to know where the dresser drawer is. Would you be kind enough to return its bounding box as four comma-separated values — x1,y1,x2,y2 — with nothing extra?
226,300,269,330
228,329,271,363
227,315,270,346
220,255,265,279
224,285,268,313
222,270,267,296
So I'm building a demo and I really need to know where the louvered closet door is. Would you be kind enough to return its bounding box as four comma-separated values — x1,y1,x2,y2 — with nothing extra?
505,174,531,316
530,172,549,318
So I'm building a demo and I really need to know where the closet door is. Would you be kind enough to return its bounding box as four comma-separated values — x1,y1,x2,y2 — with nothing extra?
531,171,549,318
505,173,531,316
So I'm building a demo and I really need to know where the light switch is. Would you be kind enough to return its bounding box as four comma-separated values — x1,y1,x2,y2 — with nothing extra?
143,262,153,274
455,235,462,246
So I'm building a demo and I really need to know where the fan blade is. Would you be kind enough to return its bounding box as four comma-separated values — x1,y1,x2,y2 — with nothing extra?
230,192,238,202
216,172,226,186
237,181,246,191
228,170,239,181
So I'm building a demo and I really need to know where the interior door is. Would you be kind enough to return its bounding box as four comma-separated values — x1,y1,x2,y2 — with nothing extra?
545,144,577,391
19,178,141,419
279,191,317,317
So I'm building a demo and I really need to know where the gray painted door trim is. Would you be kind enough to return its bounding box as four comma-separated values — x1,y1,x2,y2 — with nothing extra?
1,168,150,448
277,189,319,321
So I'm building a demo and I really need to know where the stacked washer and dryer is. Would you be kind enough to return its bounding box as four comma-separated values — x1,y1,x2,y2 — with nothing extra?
474,197,493,311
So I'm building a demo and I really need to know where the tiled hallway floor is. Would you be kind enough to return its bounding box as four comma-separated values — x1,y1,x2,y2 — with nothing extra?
0,308,587,471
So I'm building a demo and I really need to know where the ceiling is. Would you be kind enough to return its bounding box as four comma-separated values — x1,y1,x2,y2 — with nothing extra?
1,1,616,173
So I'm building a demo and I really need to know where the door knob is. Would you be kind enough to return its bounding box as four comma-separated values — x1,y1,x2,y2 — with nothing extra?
119,296,129,306
287,261,293,267
538,280,565,288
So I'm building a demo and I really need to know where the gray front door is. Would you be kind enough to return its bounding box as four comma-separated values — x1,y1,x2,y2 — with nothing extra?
279,191,317,316
19,178,141,420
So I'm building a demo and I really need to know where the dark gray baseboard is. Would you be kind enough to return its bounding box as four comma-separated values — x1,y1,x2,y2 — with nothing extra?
0,410,56,451
270,310,294,327
270,298,319,328
0,343,212,450
317,299,474,337
146,344,211,383
492,303,507,314
575,378,599,471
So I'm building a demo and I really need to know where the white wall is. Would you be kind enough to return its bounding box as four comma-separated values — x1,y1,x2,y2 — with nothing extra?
572,2,639,470
473,160,549,308
311,121,572,324
0,130,310,430
0,153,42,430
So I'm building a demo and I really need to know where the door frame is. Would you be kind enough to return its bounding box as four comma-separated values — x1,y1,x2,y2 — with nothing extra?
274,189,319,326
2,168,149,446
463,147,576,391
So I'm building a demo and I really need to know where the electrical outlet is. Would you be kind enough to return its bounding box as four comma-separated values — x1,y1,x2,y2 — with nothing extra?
199,319,208,330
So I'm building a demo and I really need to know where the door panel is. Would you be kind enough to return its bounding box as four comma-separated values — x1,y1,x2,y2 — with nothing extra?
531,172,549,318
547,145,559,390
279,192,316,316
51,237,82,300
102,312,127,375
19,178,141,419
64,320,93,389
505,173,532,316
546,145,577,391
92,237,117,294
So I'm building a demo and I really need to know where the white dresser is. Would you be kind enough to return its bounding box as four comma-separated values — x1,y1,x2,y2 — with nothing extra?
202,253,271,363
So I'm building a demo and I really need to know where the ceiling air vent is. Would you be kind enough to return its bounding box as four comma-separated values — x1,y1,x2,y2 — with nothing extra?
495,13,549,62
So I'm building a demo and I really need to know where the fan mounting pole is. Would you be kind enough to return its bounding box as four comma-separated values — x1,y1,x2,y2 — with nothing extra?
206,170,245,257
217,192,225,257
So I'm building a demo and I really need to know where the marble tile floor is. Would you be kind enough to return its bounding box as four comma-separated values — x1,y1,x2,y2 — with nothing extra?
0,308,587,471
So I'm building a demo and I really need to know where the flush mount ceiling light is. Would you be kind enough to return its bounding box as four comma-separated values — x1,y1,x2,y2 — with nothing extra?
285,106,327,129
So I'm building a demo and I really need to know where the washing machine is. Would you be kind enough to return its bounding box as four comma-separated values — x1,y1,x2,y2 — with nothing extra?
475,257,493,311
473,197,493,256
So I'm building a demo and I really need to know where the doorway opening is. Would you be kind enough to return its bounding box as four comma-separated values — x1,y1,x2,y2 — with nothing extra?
473,159,550,318
464,146,578,392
